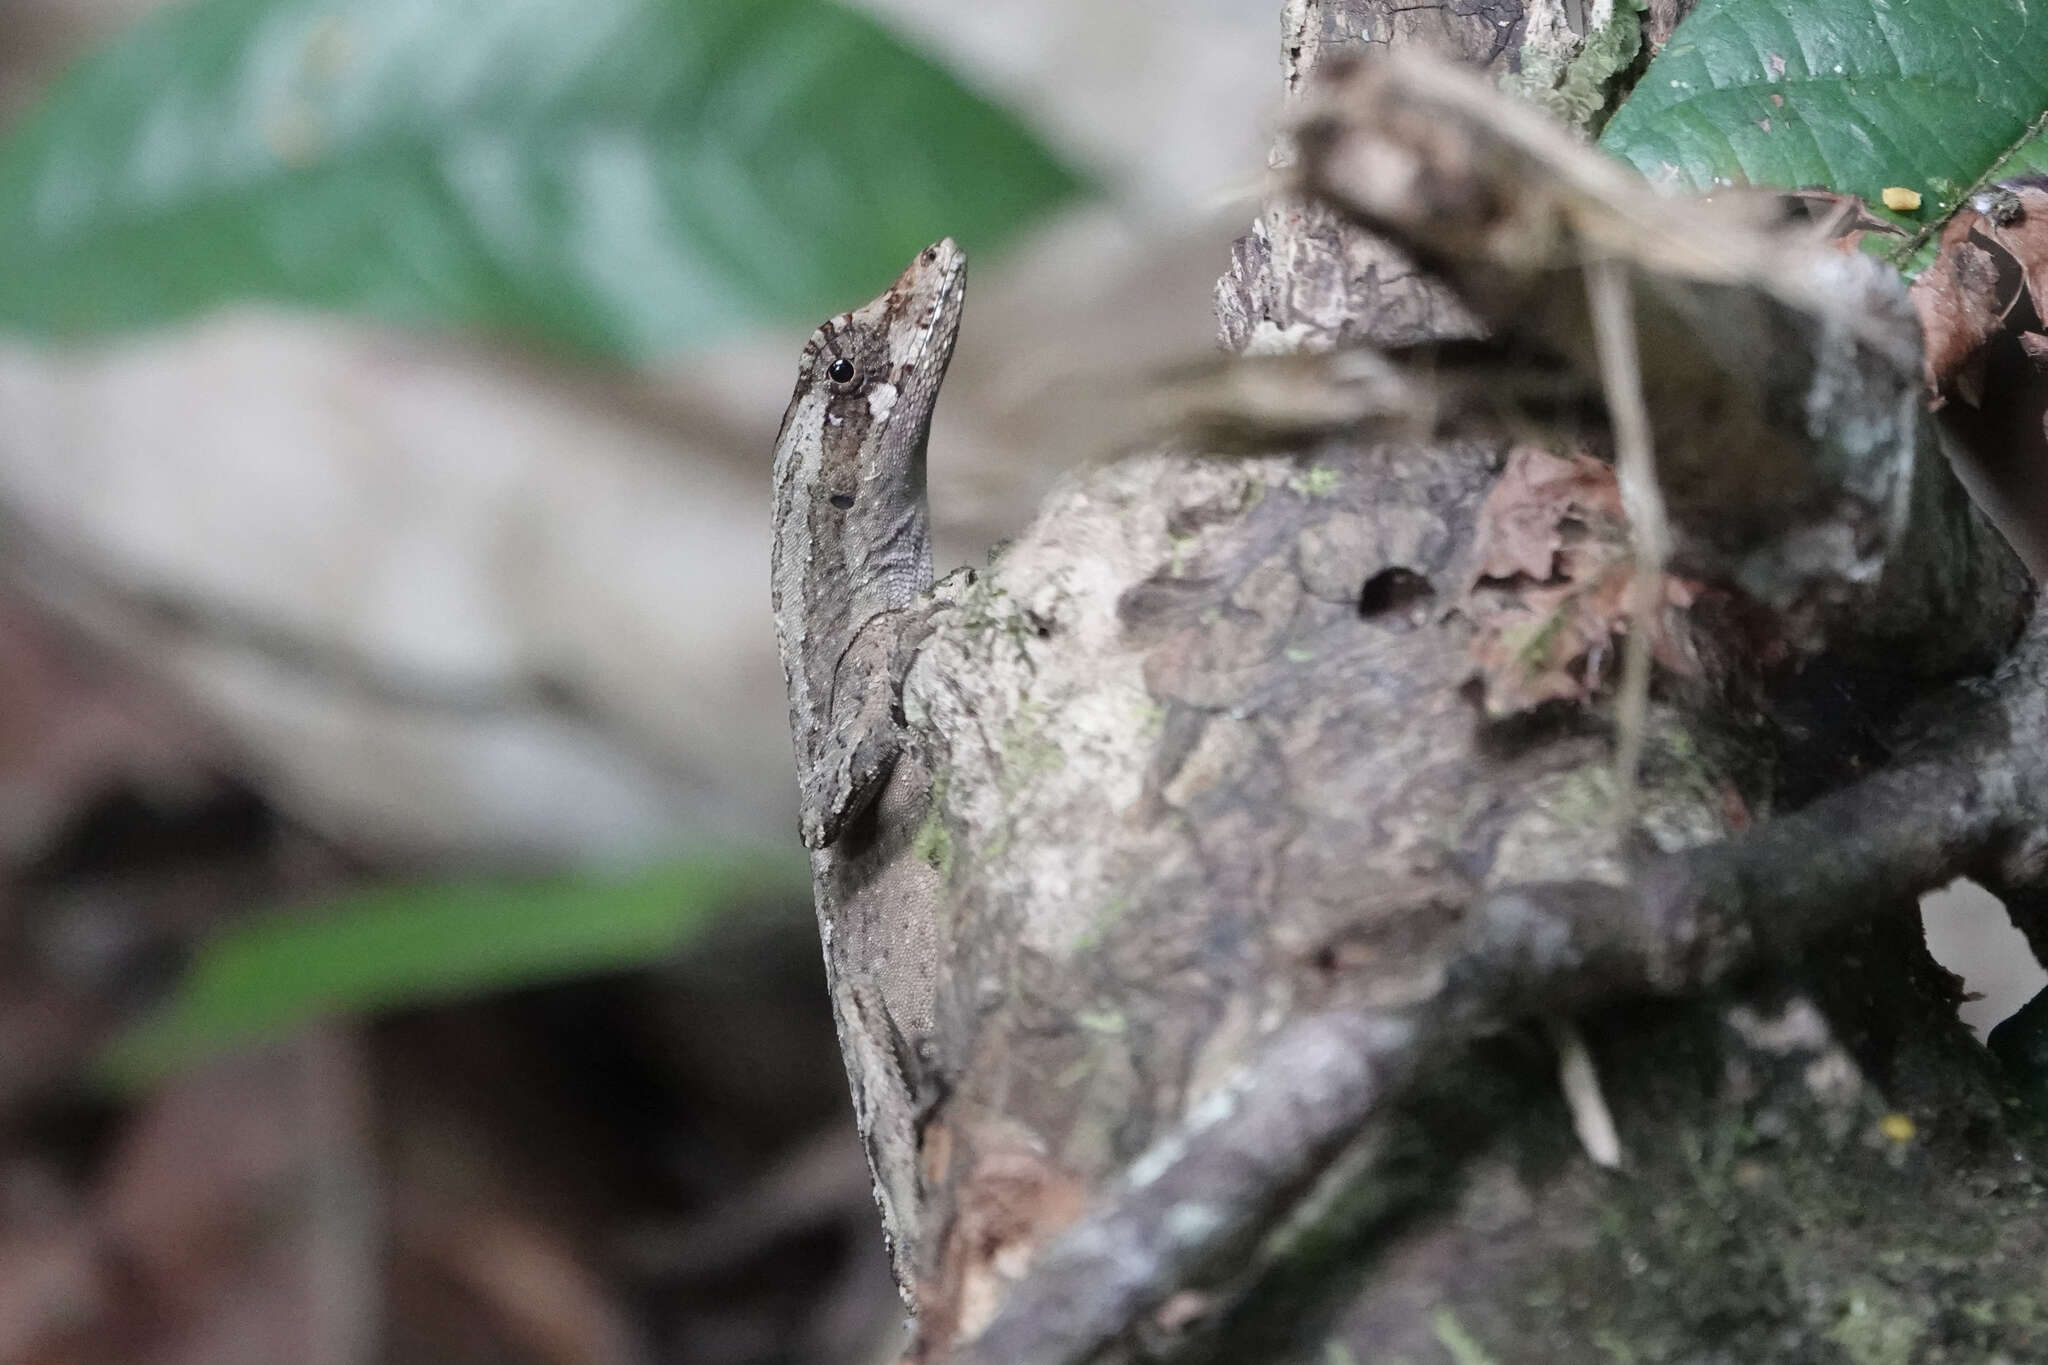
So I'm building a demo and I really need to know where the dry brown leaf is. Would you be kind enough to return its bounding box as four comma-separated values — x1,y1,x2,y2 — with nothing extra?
1465,446,1698,717
1980,182,2048,323
1911,178,2048,576
1470,446,1624,582
1911,208,2022,405
1906,181,2048,406
910,1136,1089,1361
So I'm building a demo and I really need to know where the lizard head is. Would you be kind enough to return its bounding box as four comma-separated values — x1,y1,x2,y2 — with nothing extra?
772,239,968,602
779,239,968,488
811,238,968,398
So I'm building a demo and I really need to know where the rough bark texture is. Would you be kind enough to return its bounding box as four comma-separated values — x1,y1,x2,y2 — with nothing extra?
886,3,2048,1362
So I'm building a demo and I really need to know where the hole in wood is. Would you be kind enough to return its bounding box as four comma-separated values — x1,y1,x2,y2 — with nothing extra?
1358,566,1434,621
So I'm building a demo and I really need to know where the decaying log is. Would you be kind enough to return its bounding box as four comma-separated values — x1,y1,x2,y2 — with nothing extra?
877,3,2048,1361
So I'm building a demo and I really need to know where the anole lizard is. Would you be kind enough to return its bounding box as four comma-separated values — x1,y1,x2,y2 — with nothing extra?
770,239,966,1297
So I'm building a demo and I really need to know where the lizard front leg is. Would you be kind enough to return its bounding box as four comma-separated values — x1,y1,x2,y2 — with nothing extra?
803,605,931,851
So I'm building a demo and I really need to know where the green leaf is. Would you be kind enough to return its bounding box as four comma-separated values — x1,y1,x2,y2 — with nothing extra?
1601,0,2048,245
94,848,810,1090
0,0,1084,358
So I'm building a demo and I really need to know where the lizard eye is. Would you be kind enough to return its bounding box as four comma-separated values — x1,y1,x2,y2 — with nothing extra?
829,493,855,510
828,358,858,388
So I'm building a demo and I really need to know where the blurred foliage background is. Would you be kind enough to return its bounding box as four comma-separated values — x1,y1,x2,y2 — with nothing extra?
0,1,1269,1360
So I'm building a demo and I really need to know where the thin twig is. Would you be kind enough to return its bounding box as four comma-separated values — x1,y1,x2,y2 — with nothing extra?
1585,256,1669,832
1547,1017,1623,1169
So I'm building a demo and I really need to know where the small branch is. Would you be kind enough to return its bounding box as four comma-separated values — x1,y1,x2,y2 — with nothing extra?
947,1011,1426,1365
1548,1016,1623,1169
1586,255,1667,829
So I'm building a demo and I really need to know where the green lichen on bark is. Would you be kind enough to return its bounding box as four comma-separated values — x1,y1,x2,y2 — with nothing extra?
912,766,953,875
1505,0,1648,133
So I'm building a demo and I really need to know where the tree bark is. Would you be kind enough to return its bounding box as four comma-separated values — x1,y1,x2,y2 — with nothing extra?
889,4,2048,1361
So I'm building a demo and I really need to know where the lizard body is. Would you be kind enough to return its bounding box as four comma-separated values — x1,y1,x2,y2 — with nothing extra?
770,239,966,1295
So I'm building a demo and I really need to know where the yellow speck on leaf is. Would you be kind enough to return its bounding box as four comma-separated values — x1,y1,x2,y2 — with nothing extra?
1879,1112,1916,1143
1881,186,1922,212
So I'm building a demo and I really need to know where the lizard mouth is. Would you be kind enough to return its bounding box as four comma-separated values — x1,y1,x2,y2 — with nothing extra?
898,237,968,373
862,238,967,433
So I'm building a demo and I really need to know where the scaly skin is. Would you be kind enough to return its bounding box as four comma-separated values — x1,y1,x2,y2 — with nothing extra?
770,240,967,1298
